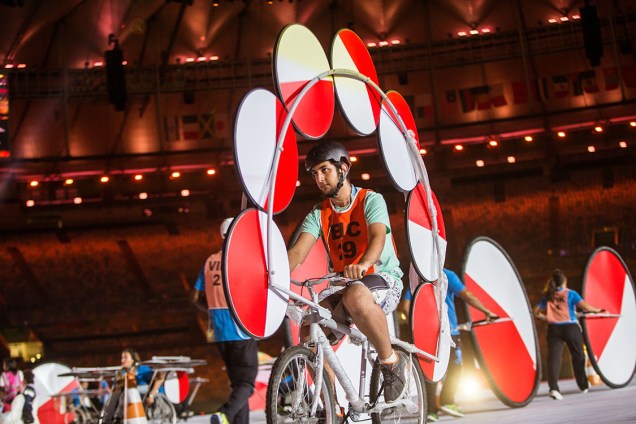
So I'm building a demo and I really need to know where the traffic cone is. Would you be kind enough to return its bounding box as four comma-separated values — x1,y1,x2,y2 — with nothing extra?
584,345,601,386
125,387,148,424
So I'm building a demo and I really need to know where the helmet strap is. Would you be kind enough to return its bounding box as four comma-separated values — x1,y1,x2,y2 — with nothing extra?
328,164,349,198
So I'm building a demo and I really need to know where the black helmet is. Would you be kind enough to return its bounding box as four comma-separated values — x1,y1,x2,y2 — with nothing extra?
305,140,351,171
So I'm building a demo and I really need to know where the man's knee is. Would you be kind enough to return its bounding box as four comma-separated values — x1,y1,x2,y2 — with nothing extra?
342,285,375,315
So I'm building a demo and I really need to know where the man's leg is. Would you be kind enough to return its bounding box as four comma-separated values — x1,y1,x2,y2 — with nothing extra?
563,324,589,391
439,339,462,406
546,325,565,392
218,339,259,423
341,284,392,359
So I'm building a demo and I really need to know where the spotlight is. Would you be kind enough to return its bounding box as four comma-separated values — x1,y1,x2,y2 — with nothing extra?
588,145,596,152
454,144,464,151
524,135,533,142
296,180,301,187
557,131,566,138
594,126,603,133
171,171,181,178
100,176,110,183
180,189,190,197
134,174,143,181
488,140,498,147
206,168,216,175
619,141,627,148
419,148,427,155
26,200,35,207
361,173,371,180
29,180,39,187
350,156,358,162
73,197,83,204
476,160,485,167
507,156,516,163
629,121,636,127
139,192,148,200
64,178,74,185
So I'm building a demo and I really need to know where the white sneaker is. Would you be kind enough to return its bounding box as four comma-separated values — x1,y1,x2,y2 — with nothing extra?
549,390,563,400
582,389,589,394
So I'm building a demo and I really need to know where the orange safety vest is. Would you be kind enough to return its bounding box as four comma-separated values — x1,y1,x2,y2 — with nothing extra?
320,189,376,274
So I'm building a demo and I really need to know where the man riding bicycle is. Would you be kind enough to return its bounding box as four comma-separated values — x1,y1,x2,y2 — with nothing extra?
287,140,407,403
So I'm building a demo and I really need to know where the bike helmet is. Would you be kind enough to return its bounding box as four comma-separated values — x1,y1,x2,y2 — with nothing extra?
220,217,233,239
305,140,351,171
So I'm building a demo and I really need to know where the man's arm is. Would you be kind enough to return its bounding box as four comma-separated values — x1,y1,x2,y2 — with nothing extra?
191,267,208,312
343,222,385,280
533,305,547,321
288,232,318,272
459,289,498,321
577,300,603,314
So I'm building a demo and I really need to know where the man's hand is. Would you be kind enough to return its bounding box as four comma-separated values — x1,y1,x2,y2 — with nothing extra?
343,263,368,280
486,312,499,322
144,394,155,406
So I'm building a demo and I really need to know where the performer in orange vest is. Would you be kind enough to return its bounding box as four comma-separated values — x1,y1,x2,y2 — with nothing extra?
287,140,407,403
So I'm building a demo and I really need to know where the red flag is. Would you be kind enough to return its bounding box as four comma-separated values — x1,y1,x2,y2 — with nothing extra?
471,85,491,110
489,84,508,107
579,70,599,93
443,89,458,115
552,75,569,98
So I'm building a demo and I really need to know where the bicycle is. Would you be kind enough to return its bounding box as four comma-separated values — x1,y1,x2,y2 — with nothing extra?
266,274,436,423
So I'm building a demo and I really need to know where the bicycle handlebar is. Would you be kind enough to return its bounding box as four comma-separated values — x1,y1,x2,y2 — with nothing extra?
290,272,354,288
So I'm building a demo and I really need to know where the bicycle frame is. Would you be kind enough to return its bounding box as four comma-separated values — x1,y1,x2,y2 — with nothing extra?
274,276,438,418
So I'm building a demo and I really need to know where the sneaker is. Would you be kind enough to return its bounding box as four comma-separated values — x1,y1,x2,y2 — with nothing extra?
549,390,563,400
440,404,465,417
210,412,229,424
582,388,589,394
378,352,408,403
427,412,439,422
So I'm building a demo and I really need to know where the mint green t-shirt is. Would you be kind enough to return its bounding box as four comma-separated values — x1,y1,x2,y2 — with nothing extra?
300,185,403,280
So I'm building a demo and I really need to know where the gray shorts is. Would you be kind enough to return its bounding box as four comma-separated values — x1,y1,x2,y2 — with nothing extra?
318,272,403,316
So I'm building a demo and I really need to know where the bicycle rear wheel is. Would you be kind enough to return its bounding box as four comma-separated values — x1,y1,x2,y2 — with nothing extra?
370,347,427,424
146,393,177,424
266,346,336,424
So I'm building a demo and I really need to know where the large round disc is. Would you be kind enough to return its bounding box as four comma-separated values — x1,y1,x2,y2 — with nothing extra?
234,88,298,214
406,183,446,283
287,224,330,346
164,371,189,404
412,282,451,382
223,208,290,339
331,28,381,135
461,237,540,407
33,362,81,424
274,24,334,139
377,91,419,192
581,247,636,388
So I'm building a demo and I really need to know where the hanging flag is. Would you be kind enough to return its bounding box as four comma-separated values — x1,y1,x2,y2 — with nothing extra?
459,88,475,113
415,93,434,120
534,77,550,101
511,81,530,104
571,74,583,96
603,67,619,90
552,75,569,98
182,114,200,140
579,70,599,93
163,116,180,142
214,112,230,138
470,85,491,110
621,64,636,88
489,84,508,107
198,113,214,139
443,89,458,115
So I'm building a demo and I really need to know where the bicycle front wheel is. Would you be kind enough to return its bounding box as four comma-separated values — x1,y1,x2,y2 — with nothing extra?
370,347,427,424
266,346,336,424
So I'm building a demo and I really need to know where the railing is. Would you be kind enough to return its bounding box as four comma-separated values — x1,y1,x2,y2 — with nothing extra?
6,14,636,99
